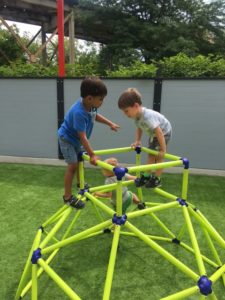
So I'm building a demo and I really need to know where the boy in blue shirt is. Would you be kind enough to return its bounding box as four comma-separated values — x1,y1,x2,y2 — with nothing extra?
58,77,120,209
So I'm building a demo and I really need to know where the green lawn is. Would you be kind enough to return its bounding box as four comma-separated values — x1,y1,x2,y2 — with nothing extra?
0,163,225,300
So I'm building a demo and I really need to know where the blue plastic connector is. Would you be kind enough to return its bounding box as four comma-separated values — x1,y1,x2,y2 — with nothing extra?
177,198,188,207
197,276,212,295
134,146,142,154
78,188,89,195
31,248,42,264
172,238,180,244
38,226,44,232
112,214,127,225
113,167,128,181
181,157,189,169
77,151,85,162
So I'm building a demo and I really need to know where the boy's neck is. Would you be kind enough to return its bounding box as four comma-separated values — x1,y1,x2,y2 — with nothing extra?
136,106,143,120
82,97,92,111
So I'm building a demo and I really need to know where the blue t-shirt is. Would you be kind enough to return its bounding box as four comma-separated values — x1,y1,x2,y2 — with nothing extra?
58,98,97,147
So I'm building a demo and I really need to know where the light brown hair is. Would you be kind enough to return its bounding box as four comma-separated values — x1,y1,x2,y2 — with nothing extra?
118,88,142,109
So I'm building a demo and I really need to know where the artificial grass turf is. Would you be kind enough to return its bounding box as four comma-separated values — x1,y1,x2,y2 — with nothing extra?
0,163,225,300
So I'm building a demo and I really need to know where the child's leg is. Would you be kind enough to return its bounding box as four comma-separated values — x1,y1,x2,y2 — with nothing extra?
64,162,78,200
59,137,80,200
132,193,140,204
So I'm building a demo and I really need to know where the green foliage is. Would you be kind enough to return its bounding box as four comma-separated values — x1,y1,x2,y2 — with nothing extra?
78,0,225,62
159,53,225,77
107,60,157,77
1,53,225,78
0,27,24,64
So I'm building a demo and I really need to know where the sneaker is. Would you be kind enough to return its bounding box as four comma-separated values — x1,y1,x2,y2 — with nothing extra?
145,176,161,188
63,195,85,209
135,173,150,187
137,202,146,210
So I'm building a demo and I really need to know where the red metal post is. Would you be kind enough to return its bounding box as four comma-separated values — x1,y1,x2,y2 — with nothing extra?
57,0,65,77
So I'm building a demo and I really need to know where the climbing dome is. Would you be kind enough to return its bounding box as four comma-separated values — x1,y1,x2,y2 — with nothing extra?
15,146,225,300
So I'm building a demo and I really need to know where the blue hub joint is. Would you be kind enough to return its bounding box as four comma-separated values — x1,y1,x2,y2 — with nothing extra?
134,146,142,154
197,276,212,296
172,238,180,244
77,151,85,162
38,225,44,232
181,157,189,169
31,248,42,264
78,188,89,195
113,167,128,181
177,198,188,207
112,213,127,225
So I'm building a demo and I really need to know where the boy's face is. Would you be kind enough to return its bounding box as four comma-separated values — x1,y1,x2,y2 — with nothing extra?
121,103,140,119
90,95,105,109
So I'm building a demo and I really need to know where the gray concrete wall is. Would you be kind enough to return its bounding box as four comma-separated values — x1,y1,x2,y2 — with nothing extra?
0,79,58,158
0,78,225,170
161,80,225,170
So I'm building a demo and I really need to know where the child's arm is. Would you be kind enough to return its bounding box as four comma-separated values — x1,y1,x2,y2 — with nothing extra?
78,132,99,165
93,191,112,198
131,128,143,148
96,114,120,131
154,127,166,159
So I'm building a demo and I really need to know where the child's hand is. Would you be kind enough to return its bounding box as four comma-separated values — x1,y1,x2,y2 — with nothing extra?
131,141,141,148
90,154,100,166
110,122,120,132
157,150,165,159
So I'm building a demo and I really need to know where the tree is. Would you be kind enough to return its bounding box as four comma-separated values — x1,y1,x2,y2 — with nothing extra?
78,0,225,65
0,26,25,65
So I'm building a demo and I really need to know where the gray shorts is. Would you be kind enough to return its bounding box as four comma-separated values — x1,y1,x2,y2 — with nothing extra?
148,132,171,151
58,137,83,164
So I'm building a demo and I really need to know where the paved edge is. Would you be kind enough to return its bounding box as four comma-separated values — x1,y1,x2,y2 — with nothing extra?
0,155,225,177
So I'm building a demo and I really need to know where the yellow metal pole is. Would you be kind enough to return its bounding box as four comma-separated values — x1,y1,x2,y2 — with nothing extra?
38,258,81,300
182,206,206,275
125,221,199,280
103,226,121,300
161,285,199,300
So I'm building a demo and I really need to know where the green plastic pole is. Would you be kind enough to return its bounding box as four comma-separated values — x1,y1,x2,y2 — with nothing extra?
86,192,115,216
31,229,42,300
150,212,176,238
89,180,133,193
202,226,223,267
38,258,81,300
42,219,112,255
78,160,85,189
31,264,38,300
20,249,59,298
160,285,199,300
181,168,189,200
135,151,143,201
116,180,123,216
210,263,225,283
40,207,72,249
208,293,218,300
42,204,68,227
91,147,133,155
15,228,43,300
141,146,181,160
153,188,178,201
125,221,199,280
103,225,121,300
182,206,206,275
180,242,218,268
189,208,225,249
127,201,179,220
128,160,183,173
